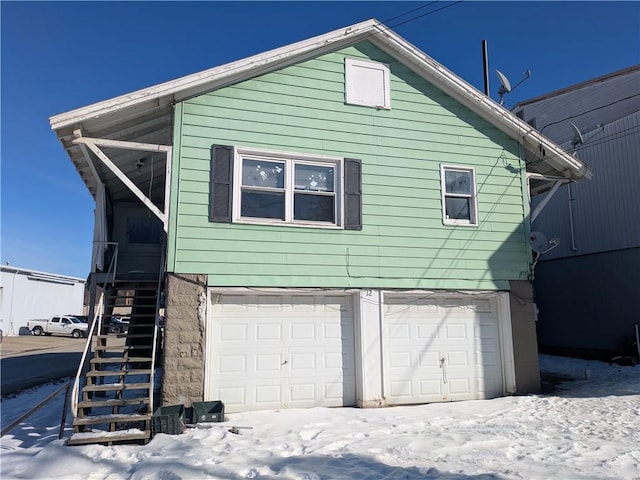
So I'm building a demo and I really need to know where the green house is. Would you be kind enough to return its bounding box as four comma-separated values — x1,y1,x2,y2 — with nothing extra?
51,20,590,445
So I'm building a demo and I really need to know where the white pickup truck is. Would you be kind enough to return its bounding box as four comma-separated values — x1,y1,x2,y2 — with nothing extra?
27,316,88,338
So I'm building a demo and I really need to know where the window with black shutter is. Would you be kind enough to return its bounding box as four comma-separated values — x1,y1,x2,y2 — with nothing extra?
209,145,362,230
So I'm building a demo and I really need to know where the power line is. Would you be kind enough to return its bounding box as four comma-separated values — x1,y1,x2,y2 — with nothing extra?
384,2,464,30
578,125,640,150
539,93,640,133
381,1,441,25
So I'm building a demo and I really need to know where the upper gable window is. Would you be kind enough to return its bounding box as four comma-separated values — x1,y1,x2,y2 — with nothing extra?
345,58,391,109
440,165,478,226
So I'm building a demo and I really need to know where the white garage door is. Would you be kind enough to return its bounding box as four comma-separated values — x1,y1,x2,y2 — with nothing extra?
383,294,503,404
207,293,356,413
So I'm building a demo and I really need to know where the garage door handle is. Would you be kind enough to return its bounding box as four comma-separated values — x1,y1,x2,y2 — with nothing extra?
281,360,288,366
439,357,448,384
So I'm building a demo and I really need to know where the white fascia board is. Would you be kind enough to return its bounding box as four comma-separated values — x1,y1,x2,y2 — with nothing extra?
49,19,379,131
50,18,591,182
0,265,86,283
368,29,592,181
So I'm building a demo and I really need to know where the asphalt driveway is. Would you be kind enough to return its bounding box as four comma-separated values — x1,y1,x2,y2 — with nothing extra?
1,335,86,395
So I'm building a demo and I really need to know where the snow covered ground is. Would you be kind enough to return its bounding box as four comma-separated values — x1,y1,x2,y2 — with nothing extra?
1,355,639,480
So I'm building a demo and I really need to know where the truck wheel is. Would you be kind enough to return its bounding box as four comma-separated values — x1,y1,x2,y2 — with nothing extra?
71,330,82,339
33,326,43,336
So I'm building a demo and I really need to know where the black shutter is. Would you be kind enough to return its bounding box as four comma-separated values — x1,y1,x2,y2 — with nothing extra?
209,145,234,223
344,158,362,230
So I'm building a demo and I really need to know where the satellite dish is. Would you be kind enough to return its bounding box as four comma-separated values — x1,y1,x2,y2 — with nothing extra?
496,69,512,94
495,69,531,105
569,122,584,148
528,231,560,254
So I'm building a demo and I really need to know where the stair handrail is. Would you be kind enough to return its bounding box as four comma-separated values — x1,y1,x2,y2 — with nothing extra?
71,292,104,418
71,242,119,419
148,242,166,414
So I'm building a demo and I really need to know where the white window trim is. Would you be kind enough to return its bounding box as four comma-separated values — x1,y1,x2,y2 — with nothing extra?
440,164,479,226
345,57,391,110
232,146,344,228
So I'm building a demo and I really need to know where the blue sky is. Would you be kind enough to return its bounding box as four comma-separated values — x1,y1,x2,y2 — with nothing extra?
1,1,639,279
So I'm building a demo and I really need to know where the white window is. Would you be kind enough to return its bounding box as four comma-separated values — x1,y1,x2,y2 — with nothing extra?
233,147,343,227
345,58,391,109
440,165,478,226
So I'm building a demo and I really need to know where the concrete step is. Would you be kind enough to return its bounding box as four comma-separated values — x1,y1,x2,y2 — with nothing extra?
67,429,151,446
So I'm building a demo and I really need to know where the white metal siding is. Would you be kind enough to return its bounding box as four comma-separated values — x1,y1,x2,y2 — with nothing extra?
0,270,85,336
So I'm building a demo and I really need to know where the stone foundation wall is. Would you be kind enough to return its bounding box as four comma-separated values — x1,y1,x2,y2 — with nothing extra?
161,273,207,407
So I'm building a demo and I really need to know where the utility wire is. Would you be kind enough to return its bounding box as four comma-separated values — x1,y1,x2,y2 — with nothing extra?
577,125,640,150
539,93,640,133
381,1,441,25
384,2,464,30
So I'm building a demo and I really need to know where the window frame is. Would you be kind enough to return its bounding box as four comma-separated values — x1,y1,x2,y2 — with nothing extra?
345,57,391,110
232,146,345,229
440,164,479,226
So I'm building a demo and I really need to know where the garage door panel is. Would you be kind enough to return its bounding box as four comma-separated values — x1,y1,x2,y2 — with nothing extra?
209,294,355,412
419,351,440,368
445,323,467,339
255,384,282,406
448,378,471,395
420,379,443,397
447,350,470,366
390,380,413,397
257,323,282,340
218,386,246,407
220,323,247,341
219,355,246,374
384,294,503,405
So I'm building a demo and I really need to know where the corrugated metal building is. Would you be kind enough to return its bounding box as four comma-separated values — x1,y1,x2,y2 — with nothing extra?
514,65,640,359
0,265,86,336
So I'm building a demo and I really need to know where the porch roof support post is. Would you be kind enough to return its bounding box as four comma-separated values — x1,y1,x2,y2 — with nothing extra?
530,180,563,223
73,138,167,228
163,146,172,234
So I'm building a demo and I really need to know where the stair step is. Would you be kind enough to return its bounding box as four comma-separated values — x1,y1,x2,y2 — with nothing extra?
67,429,151,446
86,369,152,377
94,344,154,352
90,357,152,364
94,334,153,341
74,413,151,426
83,382,151,392
78,397,150,409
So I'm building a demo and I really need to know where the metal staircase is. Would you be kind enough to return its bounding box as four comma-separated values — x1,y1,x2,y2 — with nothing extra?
67,251,164,446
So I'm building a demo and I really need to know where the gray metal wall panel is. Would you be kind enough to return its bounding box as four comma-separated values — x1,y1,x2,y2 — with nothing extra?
523,68,640,259
518,69,640,145
532,111,640,259
534,248,640,353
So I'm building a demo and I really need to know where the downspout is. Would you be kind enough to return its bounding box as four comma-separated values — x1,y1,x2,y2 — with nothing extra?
567,183,578,252
8,269,17,335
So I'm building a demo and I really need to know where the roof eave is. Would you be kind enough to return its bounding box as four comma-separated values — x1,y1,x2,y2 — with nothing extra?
50,18,591,182
49,19,380,131
368,28,592,181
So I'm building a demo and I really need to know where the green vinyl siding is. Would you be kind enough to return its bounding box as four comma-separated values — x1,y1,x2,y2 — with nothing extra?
168,41,530,290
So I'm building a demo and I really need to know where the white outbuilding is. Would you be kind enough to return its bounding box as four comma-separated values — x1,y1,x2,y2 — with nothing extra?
0,265,86,336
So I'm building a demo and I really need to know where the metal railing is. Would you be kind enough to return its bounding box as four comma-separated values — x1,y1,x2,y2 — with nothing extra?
148,242,166,414
71,243,119,419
